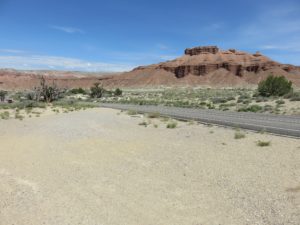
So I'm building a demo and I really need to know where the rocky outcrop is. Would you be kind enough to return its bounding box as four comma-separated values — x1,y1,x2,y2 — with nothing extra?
154,46,290,78
185,46,219,55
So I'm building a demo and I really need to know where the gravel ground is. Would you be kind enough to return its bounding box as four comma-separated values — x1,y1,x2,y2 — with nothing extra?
0,108,299,225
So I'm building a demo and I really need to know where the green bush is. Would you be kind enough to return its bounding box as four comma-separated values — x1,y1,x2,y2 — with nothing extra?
69,88,86,95
0,111,10,120
258,75,293,97
234,132,246,139
114,88,123,96
90,83,105,98
166,121,177,129
257,141,271,147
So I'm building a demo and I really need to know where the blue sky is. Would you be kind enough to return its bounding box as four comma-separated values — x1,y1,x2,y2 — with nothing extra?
0,0,299,72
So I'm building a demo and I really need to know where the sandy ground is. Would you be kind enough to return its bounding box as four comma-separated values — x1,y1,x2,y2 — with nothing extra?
0,108,299,225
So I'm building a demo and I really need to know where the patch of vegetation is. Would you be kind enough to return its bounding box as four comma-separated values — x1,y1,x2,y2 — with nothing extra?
138,121,148,127
127,110,138,115
0,90,8,102
53,100,97,111
212,97,228,104
14,112,24,121
257,140,271,147
0,111,10,120
287,92,300,101
238,104,263,113
234,132,246,139
90,83,105,98
69,88,87,95
166,121,177,129
187,120,195,125
114,88,123,96
275,99,285,105
33,76,65,102
147,112,160,118
258,75,293,97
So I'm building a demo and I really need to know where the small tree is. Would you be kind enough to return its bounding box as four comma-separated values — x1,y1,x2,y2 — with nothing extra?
33,76,63,102
258,75,293,97
90,83,105,98
114,88,122,96
0,90,7,102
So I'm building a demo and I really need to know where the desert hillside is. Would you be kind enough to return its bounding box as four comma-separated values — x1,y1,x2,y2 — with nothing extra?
101,46,300,88
0,69,118,90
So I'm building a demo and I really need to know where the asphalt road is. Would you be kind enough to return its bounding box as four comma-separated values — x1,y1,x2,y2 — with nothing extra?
101,103,300,138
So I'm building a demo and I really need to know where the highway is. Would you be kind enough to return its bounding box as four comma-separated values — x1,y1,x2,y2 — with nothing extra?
101,103,300,138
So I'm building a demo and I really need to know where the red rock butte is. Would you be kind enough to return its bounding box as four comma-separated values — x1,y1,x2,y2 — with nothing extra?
159,46,288,78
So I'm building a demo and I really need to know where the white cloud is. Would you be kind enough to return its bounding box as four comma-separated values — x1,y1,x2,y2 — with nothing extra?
0,55,135,72
260,43,300,52
157,43,169,50
0,49,26,54
50,25,84,34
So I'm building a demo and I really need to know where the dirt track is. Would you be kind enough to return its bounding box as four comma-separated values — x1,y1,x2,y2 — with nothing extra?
0,108,299,225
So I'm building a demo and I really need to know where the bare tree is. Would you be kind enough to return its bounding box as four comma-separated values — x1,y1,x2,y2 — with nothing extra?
0,90,7,102
32,76,63,102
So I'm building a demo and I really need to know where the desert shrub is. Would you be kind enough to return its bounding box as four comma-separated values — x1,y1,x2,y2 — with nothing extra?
234,132,246,139
0,111,10,119
90,83,105,98
238,104,263,113
275,99,285,105
127,110,138,115
31,76,64,102
262,104,273,112
255,96,268,102
147,112,160,118
288,92,300,101
0,90,7,102
14,112,24,120
212,98,228,104
257,140,271,147
290,96,300,101
166,121,177,129
226,96,236,101
258,75,293,97
114,88,123,96
69,88,86,95
237,94,251,103
138,121,148,127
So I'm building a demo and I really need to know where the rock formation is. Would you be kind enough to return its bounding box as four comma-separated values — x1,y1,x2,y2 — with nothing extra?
185,46,219,55
114,45,300,87
157,46,285,78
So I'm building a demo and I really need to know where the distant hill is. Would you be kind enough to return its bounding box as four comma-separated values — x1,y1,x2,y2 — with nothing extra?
1,46,300,90
0,69,119,90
